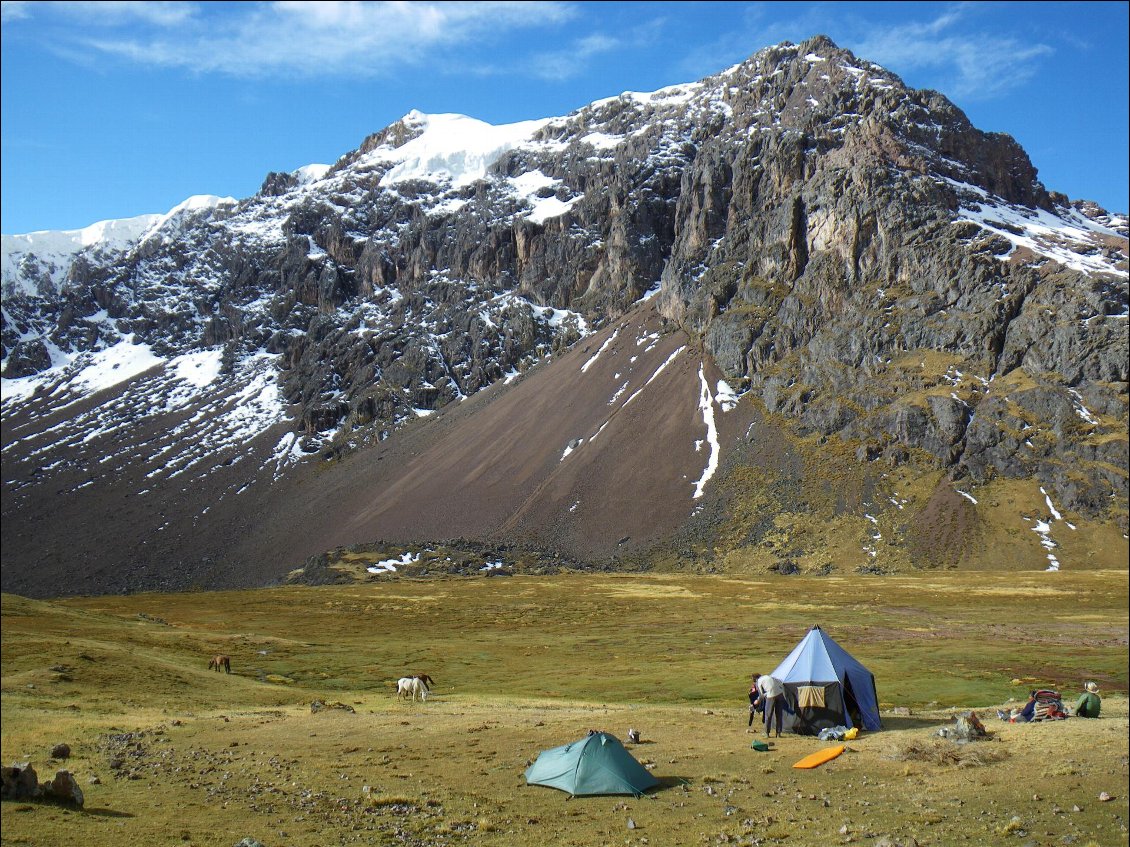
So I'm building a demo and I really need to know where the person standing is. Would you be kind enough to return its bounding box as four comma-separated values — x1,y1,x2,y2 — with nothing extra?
747,673,764,730
757,673,786,737
1074,681,1101,718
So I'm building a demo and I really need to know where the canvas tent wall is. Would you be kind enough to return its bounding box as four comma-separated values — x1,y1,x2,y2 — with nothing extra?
525,731,659,797
769,625,882,734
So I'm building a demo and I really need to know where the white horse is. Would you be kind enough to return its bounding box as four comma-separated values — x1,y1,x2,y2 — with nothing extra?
396,676,428,702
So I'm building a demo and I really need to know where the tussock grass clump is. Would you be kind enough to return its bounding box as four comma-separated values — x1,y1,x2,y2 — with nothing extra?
892,740,1009,768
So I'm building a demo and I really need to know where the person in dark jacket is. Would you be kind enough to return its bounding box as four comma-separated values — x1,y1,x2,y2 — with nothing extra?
747,673,764,729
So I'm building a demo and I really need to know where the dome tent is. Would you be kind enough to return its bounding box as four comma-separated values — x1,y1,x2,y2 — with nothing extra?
769,625,882,734
525,731,659,797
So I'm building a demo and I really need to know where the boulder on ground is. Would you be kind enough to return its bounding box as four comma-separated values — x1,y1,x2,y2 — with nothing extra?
1,764,85,807
1,763,39,800
937,710,989,741
45,770,83,807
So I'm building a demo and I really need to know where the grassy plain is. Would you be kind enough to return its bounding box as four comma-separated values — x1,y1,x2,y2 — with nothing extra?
2,571,1128,847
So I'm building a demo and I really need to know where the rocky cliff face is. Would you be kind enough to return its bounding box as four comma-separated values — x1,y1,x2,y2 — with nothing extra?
2,35,1127,595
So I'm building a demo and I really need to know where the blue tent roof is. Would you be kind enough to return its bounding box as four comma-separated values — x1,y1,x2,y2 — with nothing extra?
770,625,882,730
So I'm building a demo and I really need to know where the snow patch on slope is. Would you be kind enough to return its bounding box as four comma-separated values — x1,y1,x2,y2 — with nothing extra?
1,335,162,404
945,179,1127,278
692,365,720,499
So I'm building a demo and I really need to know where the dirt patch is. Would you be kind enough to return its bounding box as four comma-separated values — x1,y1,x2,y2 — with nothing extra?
906,479,982,567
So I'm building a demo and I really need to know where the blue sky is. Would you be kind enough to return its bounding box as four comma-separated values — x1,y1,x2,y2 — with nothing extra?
2,1,1127,234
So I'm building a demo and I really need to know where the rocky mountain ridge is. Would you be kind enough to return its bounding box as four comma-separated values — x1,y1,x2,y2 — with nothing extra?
2,35,1127,596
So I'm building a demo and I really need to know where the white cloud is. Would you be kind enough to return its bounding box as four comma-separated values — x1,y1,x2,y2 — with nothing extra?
529,32,620,80
852,9,1053,100
673,4,1053,103
1,1,32,24
13,1,577,78
4,1,198,27
70,1,199,26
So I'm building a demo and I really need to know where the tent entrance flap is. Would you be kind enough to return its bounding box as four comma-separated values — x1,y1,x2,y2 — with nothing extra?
782,681,844,735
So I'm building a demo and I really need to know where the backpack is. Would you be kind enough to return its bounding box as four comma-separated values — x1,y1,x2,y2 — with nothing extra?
1032,689,1067,721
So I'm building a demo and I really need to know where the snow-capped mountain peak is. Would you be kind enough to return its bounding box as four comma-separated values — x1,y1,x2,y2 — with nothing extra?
1,35,1126,597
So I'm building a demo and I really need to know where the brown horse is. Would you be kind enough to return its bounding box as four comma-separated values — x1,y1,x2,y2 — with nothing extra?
414,673,435,689
208,654,231,673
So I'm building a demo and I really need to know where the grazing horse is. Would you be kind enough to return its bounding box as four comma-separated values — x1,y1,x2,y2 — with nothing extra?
396,677,428,702
208,654,231,673
414,673,435,689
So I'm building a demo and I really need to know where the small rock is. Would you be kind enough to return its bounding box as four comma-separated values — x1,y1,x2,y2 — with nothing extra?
50,743,71,760
1072,805,1083,812
233,839,265,847
87,775,101,785
627,818,636,830
1099,792,1113,802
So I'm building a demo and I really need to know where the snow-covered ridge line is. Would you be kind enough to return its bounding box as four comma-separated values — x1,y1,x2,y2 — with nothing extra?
2,214,162,297
139,194,238,243
1,195,238,298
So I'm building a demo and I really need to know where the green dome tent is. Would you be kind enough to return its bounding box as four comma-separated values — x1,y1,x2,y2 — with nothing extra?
525,731,659,797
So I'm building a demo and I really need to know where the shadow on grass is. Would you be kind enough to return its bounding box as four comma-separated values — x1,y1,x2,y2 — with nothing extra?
83,807,135,818
653,775,694,792
879,715,950,731
0,799,135,818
